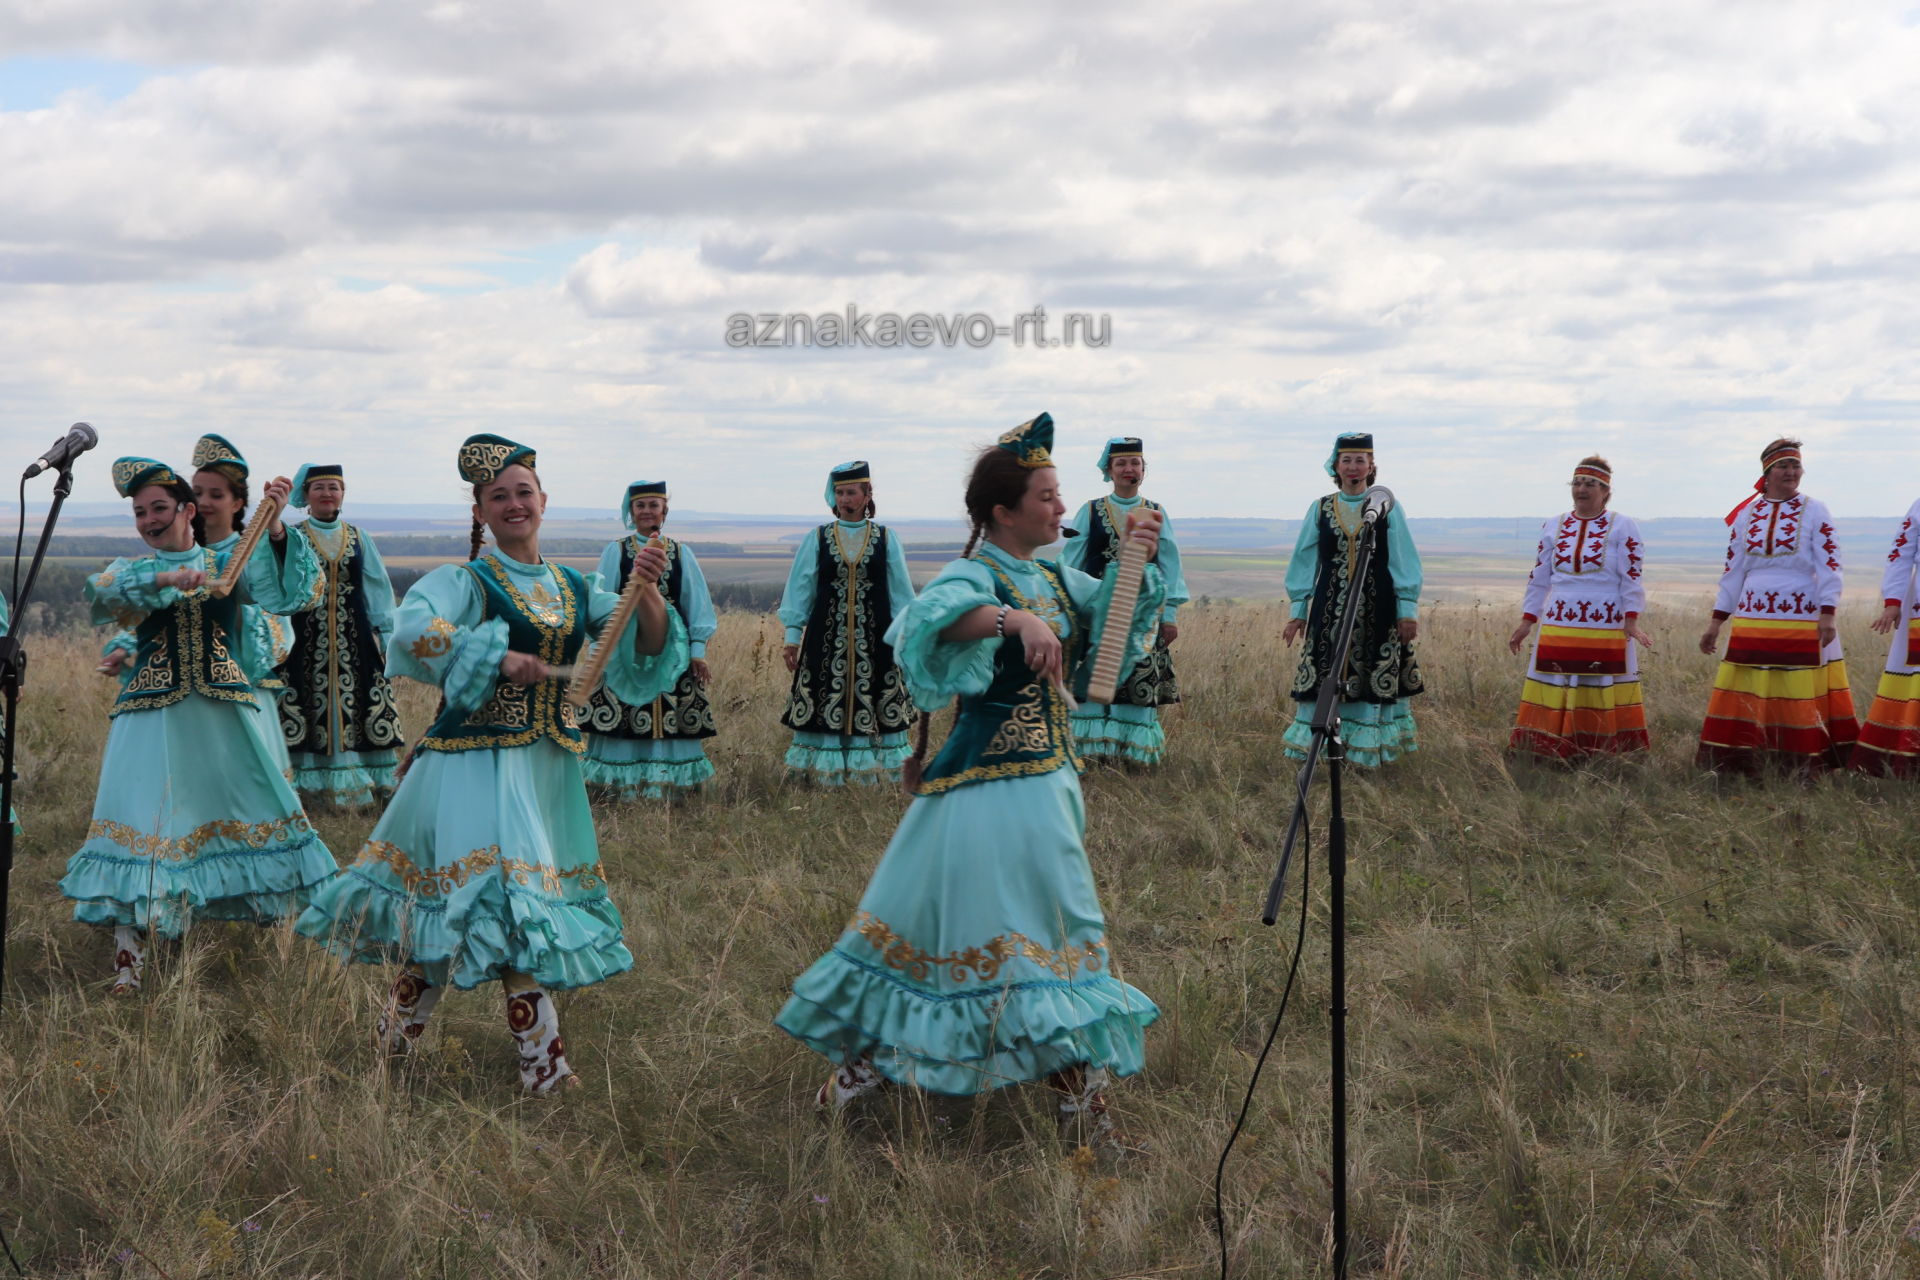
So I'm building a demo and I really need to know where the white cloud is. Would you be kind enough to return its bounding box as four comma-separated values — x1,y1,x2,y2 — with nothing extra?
2,0,1919,524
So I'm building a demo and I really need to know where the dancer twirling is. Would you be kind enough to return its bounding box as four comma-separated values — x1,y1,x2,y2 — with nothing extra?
776,461,916,785
296,435,685,1093
61,457,332,992
1061,436,1187,765
583,480,718,799
1507,457,1653,758
775,415,1163,1134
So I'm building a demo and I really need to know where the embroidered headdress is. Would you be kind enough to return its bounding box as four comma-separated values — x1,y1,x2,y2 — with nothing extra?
112,457,181,498
1323,432,1373,479
1571,458,1612,485
623,480,668,529
191,433,248,486
1098,436,1143,479
824,460,871,511
458,434,537,486
291,463,344,509
997,413,1055,468
1724,438,1803,526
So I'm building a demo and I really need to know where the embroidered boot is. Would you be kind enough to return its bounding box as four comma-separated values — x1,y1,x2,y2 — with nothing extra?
109,926,144,994
504,985,578,1095
1050,1065,1115,1144
376,967,442,1055
814,1056,885,1110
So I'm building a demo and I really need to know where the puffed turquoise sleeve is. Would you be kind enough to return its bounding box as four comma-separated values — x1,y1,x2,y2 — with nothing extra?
1158,508,1189,623
358,527,398,648
1057,502,1095,575
1061,560,1167,699
237,531,322,615
884,527,916,624
594,539,625,592
1285,502,1322,621
237,606,282,683
1386,505,1422,620
86,556,177,627
385,563,507,714
583,569,691,707
777,528,820,646
883,559,1001,710
677,546,718,659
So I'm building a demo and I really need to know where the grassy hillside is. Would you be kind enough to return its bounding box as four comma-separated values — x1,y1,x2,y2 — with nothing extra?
2,601,1918,1277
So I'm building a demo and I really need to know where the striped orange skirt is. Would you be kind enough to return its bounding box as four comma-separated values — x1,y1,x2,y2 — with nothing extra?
1532,625,1630,676
1696,650,1858,773
1510,676,1648,758
1849,670,1920,778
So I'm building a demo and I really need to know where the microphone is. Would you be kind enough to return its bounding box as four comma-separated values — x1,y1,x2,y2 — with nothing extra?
23,423,98,480
1360,484,1395,525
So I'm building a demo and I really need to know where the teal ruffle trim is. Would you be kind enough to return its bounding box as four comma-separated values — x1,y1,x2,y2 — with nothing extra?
581,754,715,799
61,830,338,939
294,863,633,992
785,737,910,785
443,617,510,713
774,945,1159,1095
289,755,399,807
1282,703,1418,767
1071,707,1165,763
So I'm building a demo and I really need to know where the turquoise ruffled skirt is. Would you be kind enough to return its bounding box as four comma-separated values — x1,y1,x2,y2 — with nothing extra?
785,730,909,786
1070,702,1165,764
1282,699,1418,768
775,767,1158,1095
60,696,337,939
295,739,631,991
583,736,715,799
289,748,400,807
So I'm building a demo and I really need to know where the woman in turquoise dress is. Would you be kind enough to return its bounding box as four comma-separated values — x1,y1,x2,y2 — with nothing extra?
296,435,686,1094
776,461,918,785
99,434,306,780
775,414,1165,1134
61,457,331,993
1281,432,1424,766
1060,436,1189,765
583,480,719,799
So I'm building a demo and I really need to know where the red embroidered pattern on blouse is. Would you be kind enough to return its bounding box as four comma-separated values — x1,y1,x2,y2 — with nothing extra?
1735,588,1819,617
1543,598,1625,624
1744,496,1802,559
1551,511,1611,574
1889,517,1912,564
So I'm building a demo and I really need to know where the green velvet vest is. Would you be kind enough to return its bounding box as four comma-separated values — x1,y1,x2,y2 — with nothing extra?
917,557,1087,795
113,549,257,717
418,555,590,755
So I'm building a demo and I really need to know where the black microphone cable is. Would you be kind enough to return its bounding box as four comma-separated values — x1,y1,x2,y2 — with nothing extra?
1213,813,1312,1280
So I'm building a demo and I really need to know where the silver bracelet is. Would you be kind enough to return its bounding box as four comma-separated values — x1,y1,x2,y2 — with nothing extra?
995,605,1010,637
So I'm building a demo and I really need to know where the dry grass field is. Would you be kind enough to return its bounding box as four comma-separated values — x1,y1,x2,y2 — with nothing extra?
3,597,1920,1278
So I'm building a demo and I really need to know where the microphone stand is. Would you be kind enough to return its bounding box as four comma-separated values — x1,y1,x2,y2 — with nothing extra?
1261,504,1386,1279
2,457,77,1012
0,458,75,1277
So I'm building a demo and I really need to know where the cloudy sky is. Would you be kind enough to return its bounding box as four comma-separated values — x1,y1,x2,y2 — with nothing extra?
3,1,1918,524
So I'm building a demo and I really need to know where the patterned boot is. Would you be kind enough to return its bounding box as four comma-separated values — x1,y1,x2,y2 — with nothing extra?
505,986,579,1095
1051,1065,1115,1144
375,967,442,1055
814,1056,884,1110
110,926,144,994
